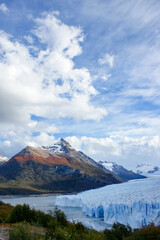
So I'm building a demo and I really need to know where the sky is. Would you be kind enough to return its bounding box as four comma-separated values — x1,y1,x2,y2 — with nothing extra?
0,0,160,169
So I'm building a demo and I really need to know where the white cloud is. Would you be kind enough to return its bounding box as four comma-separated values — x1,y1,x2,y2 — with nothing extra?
24,35,34,44
0,12,108,156
66,136,122,159
98,53,114,67
66,135,160,170
0,12,107,142
0,3,9,14
0,128,57,158
33,12,84,58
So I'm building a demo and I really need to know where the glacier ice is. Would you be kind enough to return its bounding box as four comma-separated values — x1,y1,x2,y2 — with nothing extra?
56,176,160,228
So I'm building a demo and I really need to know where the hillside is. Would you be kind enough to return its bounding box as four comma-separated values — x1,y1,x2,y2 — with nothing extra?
99,161,145,180
0,139,121,194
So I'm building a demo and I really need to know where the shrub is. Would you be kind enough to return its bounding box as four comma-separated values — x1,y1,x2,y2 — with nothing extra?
103,223,132,240
112,223,132,240
124,223,160,240
0,201,14,222
6,203,53,228
45,219,58,240
9,224,33,240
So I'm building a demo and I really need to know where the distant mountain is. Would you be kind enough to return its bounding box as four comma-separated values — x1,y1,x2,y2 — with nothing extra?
98,161,145,181
0,139,121,194
0,154,8,165
136,164,160,176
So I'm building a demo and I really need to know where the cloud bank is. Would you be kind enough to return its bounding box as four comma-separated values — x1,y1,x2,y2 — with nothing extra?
66,136,160,169
0,12,107,156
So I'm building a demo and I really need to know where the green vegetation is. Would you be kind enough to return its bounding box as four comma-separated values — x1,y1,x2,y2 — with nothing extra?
9,224,42,240
0,200,13,222
0,201,159,239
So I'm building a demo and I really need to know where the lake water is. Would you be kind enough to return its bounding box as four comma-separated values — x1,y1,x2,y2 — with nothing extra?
0,194,110,231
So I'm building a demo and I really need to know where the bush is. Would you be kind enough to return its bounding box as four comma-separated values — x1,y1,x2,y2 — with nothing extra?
6,203,53,228
9,223,44,240
45,219,58,240
112,223,132,240
51,226,70,240
124,223,160,240
103,223,132,240
9,224,33,240
0,201,14,222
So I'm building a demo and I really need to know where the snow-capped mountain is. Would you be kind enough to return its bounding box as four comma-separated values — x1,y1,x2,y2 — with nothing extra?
98,161,145,181
43,139,145,181
42,138,106,170
0,154,8,165
136,164,160,176
0,139,121,194
42,138,73,154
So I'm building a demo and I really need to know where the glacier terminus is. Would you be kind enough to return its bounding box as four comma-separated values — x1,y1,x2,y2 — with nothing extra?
56,176,160,229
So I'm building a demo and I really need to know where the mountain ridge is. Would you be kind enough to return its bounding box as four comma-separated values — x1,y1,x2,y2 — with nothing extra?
99,161,145,181
0,139,122,194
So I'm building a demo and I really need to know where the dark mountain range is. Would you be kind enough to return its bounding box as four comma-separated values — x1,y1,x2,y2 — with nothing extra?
98,161,145,181
0,139,121,194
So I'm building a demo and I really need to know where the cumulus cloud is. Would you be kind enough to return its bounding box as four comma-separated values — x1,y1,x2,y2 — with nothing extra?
0,12,106,125
33,12,84,58
66,136,121,158
0,131,56,158
0,3,9,14
0,12,107,154
66,135,160,170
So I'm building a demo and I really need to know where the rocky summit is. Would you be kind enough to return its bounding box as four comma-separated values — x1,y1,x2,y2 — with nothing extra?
99,161,145,181
0,139,121,195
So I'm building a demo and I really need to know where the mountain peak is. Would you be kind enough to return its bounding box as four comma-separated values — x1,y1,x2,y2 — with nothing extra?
60,138,66,142
42,138,72,154
0,140,122,194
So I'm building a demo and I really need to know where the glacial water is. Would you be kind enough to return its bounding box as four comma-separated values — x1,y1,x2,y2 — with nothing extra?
0,194,110,231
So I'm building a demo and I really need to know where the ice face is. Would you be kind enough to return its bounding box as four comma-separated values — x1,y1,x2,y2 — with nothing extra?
56,176,160,228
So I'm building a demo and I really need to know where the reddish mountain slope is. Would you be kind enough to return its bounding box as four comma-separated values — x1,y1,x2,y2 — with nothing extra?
0,141,122,194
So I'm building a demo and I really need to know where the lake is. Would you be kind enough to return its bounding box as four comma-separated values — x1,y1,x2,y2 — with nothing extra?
0,194,110,231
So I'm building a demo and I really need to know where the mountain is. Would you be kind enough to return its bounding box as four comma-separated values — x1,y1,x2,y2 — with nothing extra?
136,164,160,176
0,139,121,194
98,161,145,181
42,138,106,170
0,154,8,165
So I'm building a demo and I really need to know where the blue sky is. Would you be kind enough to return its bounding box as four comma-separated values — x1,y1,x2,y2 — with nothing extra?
0,0,160,169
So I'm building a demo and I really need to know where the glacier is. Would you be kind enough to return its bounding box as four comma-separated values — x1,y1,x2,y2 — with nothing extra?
56,176,160,228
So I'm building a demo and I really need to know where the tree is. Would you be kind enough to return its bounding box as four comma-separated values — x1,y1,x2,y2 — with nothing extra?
53,207,67,226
